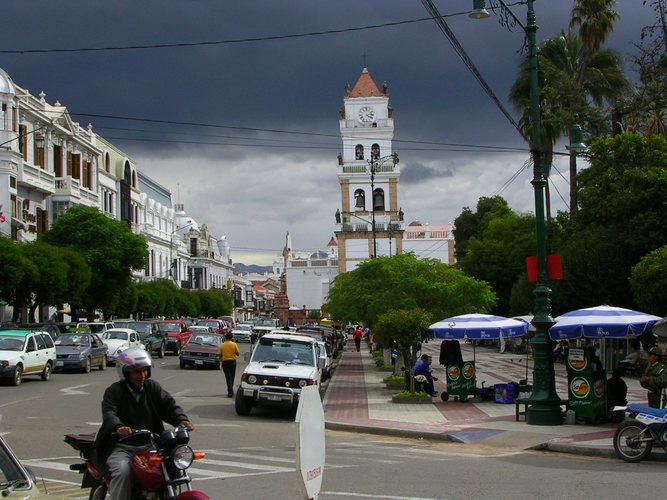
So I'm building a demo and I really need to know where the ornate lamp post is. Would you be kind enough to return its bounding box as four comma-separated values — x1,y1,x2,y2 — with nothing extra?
366,153,399,259
470,0,561,425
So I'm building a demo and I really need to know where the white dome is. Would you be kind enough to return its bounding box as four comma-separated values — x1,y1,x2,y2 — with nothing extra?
0,68,16,95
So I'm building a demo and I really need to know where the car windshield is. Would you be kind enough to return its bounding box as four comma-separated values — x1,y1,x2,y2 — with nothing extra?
198,321,217,327
252,339,314,366
102,331,128,341
189,327,210,334
0,439,28,488
0,335,25,351
84,324,106,333
117,322,151,335
55,334,89,346
255,319,277,327
188,335,221,346
235,325,251,331
158,323,180,332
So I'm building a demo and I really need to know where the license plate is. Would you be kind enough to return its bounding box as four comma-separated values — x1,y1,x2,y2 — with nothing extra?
56,361,64,367
195,360,203,365
267,395,282,401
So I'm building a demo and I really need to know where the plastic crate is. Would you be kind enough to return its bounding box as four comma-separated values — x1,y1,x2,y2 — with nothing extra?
494,383,515,404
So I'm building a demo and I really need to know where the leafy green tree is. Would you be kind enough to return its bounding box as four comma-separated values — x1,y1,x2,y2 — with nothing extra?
0,237,38,322
176,289,200,317
570,0,620,52
136,280,178,318
19,241,70,322
374,308,432,392
561,133,667,310
40,206,147,318
509,30,627,216
459,213,536,316
629,246,667,316
195,288,233,318
323,253,496,328
453,196,512,262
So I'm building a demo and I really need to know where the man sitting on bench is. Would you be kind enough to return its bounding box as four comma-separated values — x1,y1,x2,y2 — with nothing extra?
414,354,438,397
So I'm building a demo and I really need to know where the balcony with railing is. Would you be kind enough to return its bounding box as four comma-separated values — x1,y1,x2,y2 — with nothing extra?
54,176,99,207
18,162,55,194
340,162,396,175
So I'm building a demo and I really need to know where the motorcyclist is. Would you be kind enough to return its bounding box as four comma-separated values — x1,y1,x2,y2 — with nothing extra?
640,346,667,408
94,347,194,499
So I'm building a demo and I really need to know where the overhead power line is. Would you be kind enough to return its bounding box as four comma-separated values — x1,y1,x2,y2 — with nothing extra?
0,15,472,55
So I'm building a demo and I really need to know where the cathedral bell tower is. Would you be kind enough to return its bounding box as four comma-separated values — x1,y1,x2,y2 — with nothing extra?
334,68,403,273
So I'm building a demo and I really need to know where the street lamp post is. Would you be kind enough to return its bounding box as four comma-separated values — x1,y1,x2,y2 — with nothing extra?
366,153,399,259
471,0,561,425
566,123,586,213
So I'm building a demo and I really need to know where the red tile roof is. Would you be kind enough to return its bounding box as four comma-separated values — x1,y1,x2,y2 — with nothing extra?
349,68,382,98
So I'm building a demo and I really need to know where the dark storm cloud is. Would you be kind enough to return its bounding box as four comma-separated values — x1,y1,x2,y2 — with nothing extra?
0,1,656,262
400,162,454,184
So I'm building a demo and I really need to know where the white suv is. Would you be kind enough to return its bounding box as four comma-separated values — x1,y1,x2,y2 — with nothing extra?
235,332,323,416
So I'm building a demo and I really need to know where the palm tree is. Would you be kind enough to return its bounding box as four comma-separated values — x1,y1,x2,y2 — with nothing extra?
509,31,628,217
570,0,620,52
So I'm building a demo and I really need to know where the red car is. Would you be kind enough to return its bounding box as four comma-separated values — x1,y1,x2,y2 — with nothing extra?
196,319,230,336
157,320,192,355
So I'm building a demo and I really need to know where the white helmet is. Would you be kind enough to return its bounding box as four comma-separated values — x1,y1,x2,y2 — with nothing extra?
116,347,153,381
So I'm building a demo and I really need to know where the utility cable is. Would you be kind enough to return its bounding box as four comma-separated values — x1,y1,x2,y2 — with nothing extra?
420,0,527,142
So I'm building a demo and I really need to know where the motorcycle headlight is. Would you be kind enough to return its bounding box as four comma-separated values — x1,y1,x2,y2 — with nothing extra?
172,445,194,470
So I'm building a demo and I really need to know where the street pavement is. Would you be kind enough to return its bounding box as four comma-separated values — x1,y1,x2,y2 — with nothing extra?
323,339,662,460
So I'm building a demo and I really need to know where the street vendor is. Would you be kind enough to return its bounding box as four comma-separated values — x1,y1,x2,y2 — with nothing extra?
640,347,667,408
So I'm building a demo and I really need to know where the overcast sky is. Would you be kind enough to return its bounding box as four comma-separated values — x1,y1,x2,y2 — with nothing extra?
0,1,656,264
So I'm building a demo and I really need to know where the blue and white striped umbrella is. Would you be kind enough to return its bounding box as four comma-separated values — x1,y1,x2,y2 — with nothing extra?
429,313,528,340
549,305,661,341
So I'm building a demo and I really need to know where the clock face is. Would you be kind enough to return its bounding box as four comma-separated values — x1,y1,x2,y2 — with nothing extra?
358,106,375,123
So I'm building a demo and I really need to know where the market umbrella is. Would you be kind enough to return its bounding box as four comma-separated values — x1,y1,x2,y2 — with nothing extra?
548,305,661,341
428,313,530,385
429,313,528,340
651,316,667,338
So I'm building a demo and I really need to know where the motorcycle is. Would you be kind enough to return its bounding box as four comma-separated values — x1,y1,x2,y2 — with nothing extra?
65,425,209,499
612,403,667,462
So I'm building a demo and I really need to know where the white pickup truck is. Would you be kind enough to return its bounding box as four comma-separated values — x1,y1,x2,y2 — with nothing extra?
235,332,324,416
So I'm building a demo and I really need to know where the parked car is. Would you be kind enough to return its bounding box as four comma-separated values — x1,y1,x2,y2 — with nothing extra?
0,434,68,498
235,332,324,416
0,329,56,386
113,320,166,358
179,333,224,370
157,320,192,355
54,332,108,373
17,323,62,340
316,340,333,381
189,325,215,335
75,321,114,335
196,318,229,335
100,328,144,366
232,324,252,343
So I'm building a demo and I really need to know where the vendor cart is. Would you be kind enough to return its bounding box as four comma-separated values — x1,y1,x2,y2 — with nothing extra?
429,314,529,403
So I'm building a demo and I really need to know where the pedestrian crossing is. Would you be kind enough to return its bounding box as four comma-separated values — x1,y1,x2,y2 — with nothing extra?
22,439,515,497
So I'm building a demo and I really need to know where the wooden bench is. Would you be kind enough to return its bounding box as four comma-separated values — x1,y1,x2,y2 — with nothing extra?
515,397,569,421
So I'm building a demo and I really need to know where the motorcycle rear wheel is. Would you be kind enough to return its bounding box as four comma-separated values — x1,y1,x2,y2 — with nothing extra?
613,419,653,462
89,483,108,500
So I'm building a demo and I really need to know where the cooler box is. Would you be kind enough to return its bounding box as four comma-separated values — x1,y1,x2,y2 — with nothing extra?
494,383,515,404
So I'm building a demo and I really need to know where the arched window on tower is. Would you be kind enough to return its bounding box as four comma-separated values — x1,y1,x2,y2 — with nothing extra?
105,152,110,173
373,188,385,212
354,189,366,211
371,144,380,160
355,144,364,160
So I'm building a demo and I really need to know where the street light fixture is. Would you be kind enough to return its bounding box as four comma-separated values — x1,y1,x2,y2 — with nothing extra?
566,123,586,213
366,152,399,258
470,0,562,425
169,220,196,284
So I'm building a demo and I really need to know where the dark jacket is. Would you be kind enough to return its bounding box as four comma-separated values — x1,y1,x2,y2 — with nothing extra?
93,378,189,472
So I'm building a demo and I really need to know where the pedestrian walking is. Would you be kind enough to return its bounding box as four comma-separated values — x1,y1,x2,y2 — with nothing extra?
353,325,363,352
219,332,240,398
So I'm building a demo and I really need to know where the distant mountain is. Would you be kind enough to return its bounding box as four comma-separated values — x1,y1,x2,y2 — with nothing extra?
234,263,273,275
